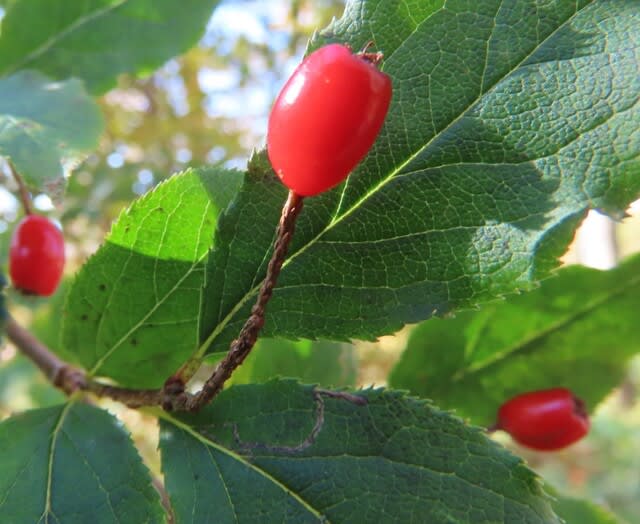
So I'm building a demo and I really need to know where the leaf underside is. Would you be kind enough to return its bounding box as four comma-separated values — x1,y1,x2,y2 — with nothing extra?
390,253,640,425
0,70,103,193
0,0,221,94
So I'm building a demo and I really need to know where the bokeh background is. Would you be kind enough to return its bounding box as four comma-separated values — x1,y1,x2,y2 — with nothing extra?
1,2,639,522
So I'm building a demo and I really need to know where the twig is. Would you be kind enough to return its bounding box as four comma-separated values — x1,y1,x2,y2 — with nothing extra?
85,381,162,408
5,190,305,413
5,314,161,406
5,315,83,394
7,162,33,215
163,190,305,411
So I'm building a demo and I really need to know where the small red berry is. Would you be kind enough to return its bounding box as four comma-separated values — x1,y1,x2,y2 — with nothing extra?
9,215,65,296
494,388,590,451
267,43,392,196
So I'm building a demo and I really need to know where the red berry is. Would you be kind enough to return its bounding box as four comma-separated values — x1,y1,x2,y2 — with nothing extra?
495,388,589,451
267,43,392,196
9,215,65,296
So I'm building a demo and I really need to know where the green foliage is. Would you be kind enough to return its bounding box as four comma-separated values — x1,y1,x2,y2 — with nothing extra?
551,492,620,524
192,0,640,359
160,379,559,524
0,402,163,523
1,1,639,522
61,167,242,387
0,272,5,343
0,71,103,193
231,338,357,387
390,253,640,425
0,0,221,94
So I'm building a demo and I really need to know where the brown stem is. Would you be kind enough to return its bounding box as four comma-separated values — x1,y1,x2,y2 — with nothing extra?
5,314,163,406
5,190,305,413
7,162,33,215
85,381,162,408
165,190,305,411
5,315,83,394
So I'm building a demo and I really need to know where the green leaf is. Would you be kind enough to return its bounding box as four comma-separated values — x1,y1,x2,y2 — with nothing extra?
0,402,163,523
0,70,103,192
231,338,357,387
159,379,559,524
61,167,243,387
389,254,640,426
0,272,5,342
197,1,640,358
551,492,620,524
0,0,221,94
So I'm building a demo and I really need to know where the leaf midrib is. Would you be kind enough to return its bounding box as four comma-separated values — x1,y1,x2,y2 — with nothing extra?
198,3,590,358
159,411,327,523
454,270,640,381
41,402,73,524
3,0,129,76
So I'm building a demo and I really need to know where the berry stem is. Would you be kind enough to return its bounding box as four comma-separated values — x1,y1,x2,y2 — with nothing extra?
7,162,34,216
164,190,305,411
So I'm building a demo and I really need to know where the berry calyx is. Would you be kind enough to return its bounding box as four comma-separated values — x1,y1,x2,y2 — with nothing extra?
9,214,65,296
494,388,590,451
267,43,392,196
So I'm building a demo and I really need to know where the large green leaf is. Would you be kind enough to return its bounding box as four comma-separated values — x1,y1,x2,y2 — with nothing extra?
61,167,243,387
159,379,559,524
389,254,640,426
0,0,220,94
194,0,640,360
230,338,358,387
0,70,103,192
0,402,163,523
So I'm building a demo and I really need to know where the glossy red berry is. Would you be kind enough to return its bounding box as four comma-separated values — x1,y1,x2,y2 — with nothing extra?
494,388,589,451
267,43,392,196
9,214,65,296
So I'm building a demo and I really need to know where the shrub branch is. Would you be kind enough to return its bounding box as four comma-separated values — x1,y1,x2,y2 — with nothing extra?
162,190,305,411
6,191,305,412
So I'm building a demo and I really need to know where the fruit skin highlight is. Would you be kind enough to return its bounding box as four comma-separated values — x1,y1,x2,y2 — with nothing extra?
267,43,392,196
494,388,590,451
9,215,65,296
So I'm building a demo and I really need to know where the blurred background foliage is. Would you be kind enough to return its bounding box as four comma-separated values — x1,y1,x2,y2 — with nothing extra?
0,1,639,522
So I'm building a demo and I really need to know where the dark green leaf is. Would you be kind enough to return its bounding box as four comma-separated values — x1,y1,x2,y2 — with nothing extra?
160,379,559,524
0,402,163,523
0,0,221,94
0,70,103,192
61,167,243,387
231,338,357,387
389,254,640,426
197,1,640,358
